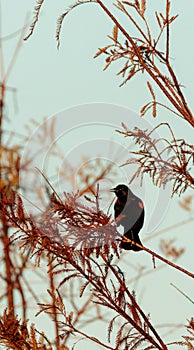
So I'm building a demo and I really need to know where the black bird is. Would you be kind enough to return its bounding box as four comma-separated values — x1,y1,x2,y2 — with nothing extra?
111,184,144,251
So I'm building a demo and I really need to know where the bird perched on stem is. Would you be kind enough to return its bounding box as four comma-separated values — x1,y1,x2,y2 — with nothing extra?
111,184,144,251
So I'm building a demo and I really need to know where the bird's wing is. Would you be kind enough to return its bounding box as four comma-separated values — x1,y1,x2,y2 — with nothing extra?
122,197,144,232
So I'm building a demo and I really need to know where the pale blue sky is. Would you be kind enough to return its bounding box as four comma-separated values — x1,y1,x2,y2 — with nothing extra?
1,1,194,349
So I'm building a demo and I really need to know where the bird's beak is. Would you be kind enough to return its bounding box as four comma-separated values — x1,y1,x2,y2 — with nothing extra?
110,188,116,192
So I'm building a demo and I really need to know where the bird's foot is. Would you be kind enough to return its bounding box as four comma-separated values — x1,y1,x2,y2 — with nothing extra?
121,236,143,251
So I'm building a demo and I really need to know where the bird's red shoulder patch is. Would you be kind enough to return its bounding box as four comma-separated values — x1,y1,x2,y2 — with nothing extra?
138,201,144,209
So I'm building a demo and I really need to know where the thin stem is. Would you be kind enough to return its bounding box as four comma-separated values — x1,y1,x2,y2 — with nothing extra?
170,283,194,305
166,0,170,61
70,324,115,350
115,2,150,44
3,17,28,84
152,102,184,119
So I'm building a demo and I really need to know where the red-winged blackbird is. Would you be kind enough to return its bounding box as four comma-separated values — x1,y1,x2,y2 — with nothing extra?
111,184,144,251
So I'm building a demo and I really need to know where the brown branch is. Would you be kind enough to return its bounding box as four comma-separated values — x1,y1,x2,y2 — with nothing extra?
121,237,194,279
100,253,168,350
15,274,27,320
48,255,60,349
95,0,194,127
55,251,166,349
2,217,15,317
